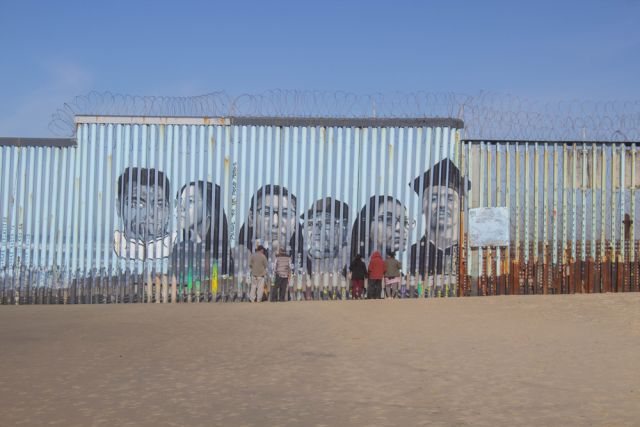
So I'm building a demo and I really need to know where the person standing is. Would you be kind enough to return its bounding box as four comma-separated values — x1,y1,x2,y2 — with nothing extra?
384,250,402,299
349,254,367,300
249,245,268,303
367,251,386,299
272,249,291,302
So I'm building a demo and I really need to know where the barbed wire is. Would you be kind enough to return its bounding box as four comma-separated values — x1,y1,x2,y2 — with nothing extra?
49,90,640,142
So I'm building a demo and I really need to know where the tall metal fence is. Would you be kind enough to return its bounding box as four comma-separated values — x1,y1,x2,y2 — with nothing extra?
1,116,462,303
1,116,638,304
461,140,639,296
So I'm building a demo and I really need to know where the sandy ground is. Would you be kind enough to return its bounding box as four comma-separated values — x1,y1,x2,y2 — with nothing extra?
0,294,639,427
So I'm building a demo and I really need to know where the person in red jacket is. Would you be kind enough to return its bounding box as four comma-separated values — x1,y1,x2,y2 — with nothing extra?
367,251,386,299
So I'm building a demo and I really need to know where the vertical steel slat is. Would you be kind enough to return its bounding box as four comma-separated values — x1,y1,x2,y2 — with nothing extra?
571,143,577,261
590,143,596,261
114,124,125,301
0,147,8,302
395,127,407,291
204,125,214,302
23,147,35,298
620,144,625,259
6,147,19,301
175,124,186,300
495,144,502,283
400,125,410,273
425,127,440,296
423,128,438,296
632,143,638,264
533,143,539,293
515,144,521,264
85,124,97,301
70,126,83,301
432,128,445,296
327,126,338,288
222,125,232,299
337,126,348,296
359,127,370,264
14,146,27,301
124,125,135,298
299,126,310,288
61,143,74,298
140,123,150,302
93,125,105,300
581,143,587,262
443,128,456,296
505,144,511,291
552,145,559,266
465,143,475,285
562,145,569,274
601,145,606,259
169,124,179,302
26,148,39,298
306,126,317,290
78,123,90,302
409,127,423,294
453,130,463,295
153,123,162,300
49,146,63,300
214,125,226,297
103,124,115,302
285,124,297,284
159,124,170,302
524,143,530,268
318,126,328,278
345,127,356,289
542,144,549,293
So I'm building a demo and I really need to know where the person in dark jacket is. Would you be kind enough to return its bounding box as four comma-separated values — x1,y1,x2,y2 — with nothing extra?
349,254,367,299
367,251,386,299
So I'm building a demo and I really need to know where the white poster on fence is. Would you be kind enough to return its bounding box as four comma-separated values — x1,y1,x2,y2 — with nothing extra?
468,207,510,247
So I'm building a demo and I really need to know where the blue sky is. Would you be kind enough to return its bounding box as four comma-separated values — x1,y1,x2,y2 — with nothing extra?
1,0,639,137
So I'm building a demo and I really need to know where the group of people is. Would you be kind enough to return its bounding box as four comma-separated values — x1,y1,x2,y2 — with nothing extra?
247,245,292,302
348,250,402,299
247,245,407,302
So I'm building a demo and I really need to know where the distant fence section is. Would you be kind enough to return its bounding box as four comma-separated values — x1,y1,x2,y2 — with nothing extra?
0,116,638,304
461,140,639,296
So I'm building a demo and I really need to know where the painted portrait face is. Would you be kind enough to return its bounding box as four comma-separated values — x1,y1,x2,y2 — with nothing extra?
122,184,170,242
423,185,460,237
252,194,297,251
177,184,209,235
369,200,413,253
305,212,347,259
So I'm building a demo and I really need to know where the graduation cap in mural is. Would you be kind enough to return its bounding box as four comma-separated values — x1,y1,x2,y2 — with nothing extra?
410,158,471,196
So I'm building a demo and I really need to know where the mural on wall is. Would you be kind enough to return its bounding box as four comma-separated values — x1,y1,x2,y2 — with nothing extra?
350,196,414,262
303,197,350,277
408,158,470,296
172,180,230,276
3,119,640,304
0,120,471,303
236,184,307,275
113,167,174,260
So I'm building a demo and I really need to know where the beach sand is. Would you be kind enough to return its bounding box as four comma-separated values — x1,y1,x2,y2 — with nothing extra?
1,294,639,426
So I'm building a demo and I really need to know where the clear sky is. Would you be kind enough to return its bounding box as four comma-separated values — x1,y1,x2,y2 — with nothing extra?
1,0,639,137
